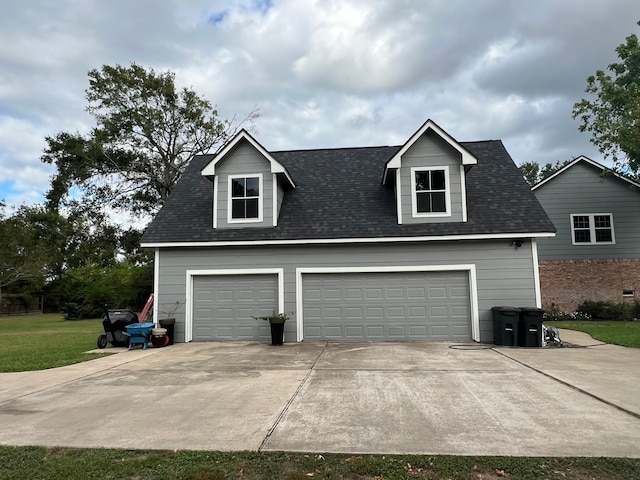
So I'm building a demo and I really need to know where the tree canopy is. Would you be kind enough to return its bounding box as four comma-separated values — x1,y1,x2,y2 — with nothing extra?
518,160,570,187
572,21,640,173
43,63,258,218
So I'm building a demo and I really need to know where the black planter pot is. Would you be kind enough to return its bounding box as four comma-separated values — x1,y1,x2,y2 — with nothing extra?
269,321,284,346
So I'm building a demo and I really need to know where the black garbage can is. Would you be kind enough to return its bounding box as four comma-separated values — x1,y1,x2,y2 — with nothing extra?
518,307,544,347
159,318,176,345
491,306,520,346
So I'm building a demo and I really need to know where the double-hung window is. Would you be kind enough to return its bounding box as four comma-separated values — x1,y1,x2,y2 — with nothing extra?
411,166,450,217
571,214,615,244
229,174,262,222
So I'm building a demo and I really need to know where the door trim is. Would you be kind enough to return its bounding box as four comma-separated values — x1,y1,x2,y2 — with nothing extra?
296,265,479,342
185,268,284,342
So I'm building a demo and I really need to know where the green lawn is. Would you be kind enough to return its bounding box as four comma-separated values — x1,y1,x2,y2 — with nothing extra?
0,313,113,372
545,320,640,348
0,447,639,480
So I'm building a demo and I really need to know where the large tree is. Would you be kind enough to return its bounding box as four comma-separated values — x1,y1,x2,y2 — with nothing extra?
0,204,47,313
43,63,258,218
572,22,640,173
519,160,570,187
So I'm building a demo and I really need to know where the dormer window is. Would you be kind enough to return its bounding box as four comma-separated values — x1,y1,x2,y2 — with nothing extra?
411,166,450,217
229,174,263,222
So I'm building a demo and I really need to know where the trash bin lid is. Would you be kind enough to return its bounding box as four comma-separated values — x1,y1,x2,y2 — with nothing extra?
491,306,521,312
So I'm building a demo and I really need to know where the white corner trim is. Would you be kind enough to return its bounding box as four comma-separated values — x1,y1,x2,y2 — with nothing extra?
213,175,219,229
153,249,160,325
272,173,278,227
460,165,468,223
531,239,542,308
227,173,264,224
295,264,480,343
184,268,285,343
410,166,452,218
396,169,403,225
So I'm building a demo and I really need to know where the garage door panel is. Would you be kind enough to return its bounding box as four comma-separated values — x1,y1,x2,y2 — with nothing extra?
192,274,278,342
303,271,471,341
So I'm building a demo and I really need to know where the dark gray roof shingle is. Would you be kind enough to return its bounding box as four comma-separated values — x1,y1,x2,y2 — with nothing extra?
141,140,555,244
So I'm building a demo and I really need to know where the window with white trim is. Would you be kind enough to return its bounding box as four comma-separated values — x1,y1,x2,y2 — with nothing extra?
411,166,450,216
571,214,615,244
229,174,263,222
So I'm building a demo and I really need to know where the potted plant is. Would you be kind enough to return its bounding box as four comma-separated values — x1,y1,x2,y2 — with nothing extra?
252,311,292,346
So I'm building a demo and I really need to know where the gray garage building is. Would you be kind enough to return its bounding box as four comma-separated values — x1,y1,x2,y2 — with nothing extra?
141,119,555,343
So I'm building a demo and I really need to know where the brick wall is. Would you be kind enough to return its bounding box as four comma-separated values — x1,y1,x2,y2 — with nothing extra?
539,258,640,312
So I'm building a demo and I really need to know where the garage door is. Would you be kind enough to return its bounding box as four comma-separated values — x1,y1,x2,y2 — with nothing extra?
302,271,471,341
192,274,278,341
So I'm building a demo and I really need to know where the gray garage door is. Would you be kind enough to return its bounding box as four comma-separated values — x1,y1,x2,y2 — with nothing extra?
302,271,471,341
192,274,278,341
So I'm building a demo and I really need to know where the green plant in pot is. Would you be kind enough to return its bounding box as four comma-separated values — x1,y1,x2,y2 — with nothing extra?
252,311,292,346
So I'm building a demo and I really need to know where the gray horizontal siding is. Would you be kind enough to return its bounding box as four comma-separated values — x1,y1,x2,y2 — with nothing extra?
216,141,274,229
400,132,464,224
156,240,538,343
535,162,640,259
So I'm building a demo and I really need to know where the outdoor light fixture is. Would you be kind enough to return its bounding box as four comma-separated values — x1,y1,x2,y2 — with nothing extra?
511,240,523,248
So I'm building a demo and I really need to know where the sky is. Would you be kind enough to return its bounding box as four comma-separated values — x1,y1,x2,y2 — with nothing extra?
1,0,639,209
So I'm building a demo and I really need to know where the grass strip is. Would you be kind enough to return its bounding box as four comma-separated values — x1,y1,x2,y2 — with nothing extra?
0,314,113,372
545,320,640,347
1,447,639,480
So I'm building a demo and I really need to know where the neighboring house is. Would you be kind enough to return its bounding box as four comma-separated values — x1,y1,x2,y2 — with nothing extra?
532,156,640,311
140,119,555,343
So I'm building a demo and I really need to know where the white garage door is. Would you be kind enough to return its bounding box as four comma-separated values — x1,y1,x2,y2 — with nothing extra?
302,271,471,341
192,274,278,341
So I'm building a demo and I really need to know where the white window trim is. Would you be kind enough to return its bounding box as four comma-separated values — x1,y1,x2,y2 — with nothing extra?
227,174,263,224
570,213,615,245
184,268,285,342
295,264,479,343
410,166,451,218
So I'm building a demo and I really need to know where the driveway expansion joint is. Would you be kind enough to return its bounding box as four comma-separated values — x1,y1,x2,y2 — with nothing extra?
492,347,640,421
258,342,329,451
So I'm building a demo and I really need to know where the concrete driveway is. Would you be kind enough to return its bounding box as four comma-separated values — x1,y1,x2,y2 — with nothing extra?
1,331,639,457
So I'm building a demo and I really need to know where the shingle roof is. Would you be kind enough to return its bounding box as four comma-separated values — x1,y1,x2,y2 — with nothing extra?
141,140,555,244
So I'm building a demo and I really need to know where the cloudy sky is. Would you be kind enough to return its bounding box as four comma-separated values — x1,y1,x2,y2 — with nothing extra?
1,0,639,208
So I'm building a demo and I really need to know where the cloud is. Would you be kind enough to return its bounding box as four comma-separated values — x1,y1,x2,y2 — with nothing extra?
0,0,637,211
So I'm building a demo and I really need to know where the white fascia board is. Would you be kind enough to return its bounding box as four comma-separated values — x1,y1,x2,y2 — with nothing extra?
385,119,478,171
532,155,640,191
142,231,556,249
201,130,296,187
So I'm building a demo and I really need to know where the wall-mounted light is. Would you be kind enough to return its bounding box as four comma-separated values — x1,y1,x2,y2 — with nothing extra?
511,240,523,248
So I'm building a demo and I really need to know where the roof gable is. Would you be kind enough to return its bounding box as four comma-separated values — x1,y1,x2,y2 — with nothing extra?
200,129,296,187
532,155,640,191
383,119,477,183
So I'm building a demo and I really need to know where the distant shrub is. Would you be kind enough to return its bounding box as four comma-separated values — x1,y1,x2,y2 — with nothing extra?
576,300,634,320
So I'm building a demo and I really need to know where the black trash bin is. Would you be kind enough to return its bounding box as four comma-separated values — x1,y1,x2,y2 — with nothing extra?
518,307,545,347
491,306,520,346
159,318,176,345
